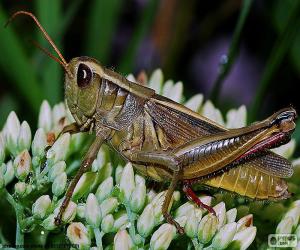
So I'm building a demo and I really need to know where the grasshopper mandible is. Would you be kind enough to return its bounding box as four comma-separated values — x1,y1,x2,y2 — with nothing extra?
8,11,297,234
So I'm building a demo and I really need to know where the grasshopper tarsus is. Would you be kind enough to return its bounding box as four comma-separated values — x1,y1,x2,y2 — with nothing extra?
164,213,185,234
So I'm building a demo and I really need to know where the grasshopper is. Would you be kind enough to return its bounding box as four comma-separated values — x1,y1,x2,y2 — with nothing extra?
8,11,297,234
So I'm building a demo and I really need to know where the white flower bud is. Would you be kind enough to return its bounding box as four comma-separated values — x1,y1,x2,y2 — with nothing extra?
61,201,77,223
32,195,51,219
52,172,67,197
114,230,133,250
41,214,57,231
236,214,253,232
231,226,257,250
115,165,123,185
129,181,146,213
13,150,31,181
4,161,15,185
137,204,155,237
226,208,237,223
100,197,118,217
48,161,66,182
32,128,47,158
38,100,52,132
276,216,293,234
46,133,70,165
226,105,247,128
18,121,31,152
95,176,113,203
85,193,101,228
283,205,300,228
175,202,194,218
197,214,218,244
184,208,202,238
146,189,157,203
211,222,237,249
14,182,26,196
101,214,114,233
67,222,91,249
169,81,183,103
52,103,66,131
113,211,129,232
126,74,136,82
148,69,163,93
185,94,203,112
5,111,21,156
76,203,86,219
150,223,176,250
213,202,226,229
201,100,225,126
120,163,135,201
73,172,97,200
91,147,107,172
0,133,5,165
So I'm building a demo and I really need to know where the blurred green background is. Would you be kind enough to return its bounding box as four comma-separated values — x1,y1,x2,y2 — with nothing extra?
0,0,300,143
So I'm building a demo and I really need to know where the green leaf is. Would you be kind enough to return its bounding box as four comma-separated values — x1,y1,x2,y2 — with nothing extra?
35,0,63,104
0,7,43,113
85,0,123,64
249,0,300,121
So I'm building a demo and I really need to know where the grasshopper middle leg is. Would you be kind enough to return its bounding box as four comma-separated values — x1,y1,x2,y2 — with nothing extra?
128,151,185,233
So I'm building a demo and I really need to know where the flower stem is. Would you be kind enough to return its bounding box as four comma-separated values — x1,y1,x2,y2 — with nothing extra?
93,228,103,250
15,219,24,250
125,204,142,245
249,0,300,121
210,0,253,104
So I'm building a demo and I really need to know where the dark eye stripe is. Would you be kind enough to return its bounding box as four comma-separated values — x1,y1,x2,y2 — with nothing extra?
77,63,92,88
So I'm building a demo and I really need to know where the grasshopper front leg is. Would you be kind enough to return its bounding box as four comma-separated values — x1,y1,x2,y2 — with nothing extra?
45,122,81,153
54,135,107,225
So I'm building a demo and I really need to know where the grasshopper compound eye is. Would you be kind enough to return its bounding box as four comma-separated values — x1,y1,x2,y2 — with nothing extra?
77,63,93,88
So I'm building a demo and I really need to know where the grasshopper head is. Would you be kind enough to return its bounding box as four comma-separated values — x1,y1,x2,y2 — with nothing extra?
65,57,104,125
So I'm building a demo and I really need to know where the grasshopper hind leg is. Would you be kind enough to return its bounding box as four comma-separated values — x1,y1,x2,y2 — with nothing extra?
183,181,216,215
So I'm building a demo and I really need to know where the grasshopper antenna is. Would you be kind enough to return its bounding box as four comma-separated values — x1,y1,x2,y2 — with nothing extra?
5,11,72,77
30,39,65,67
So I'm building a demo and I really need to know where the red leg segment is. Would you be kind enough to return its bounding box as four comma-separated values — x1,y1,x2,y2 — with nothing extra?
183,182,216,216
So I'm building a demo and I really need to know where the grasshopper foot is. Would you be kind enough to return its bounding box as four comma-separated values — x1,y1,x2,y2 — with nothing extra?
164,213,185,235
54,216,62,226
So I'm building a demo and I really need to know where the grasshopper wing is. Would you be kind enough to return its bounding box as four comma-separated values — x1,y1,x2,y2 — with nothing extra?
145,95,293,179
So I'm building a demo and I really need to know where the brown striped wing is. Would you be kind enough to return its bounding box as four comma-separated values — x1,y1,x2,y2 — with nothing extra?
145,95,293,184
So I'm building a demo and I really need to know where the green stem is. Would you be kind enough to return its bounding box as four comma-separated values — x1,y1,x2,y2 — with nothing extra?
210,0,253,103
15,219,24,250
4,189,23,224
93,228,104,250
249,1,300,121
125,204,142,245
